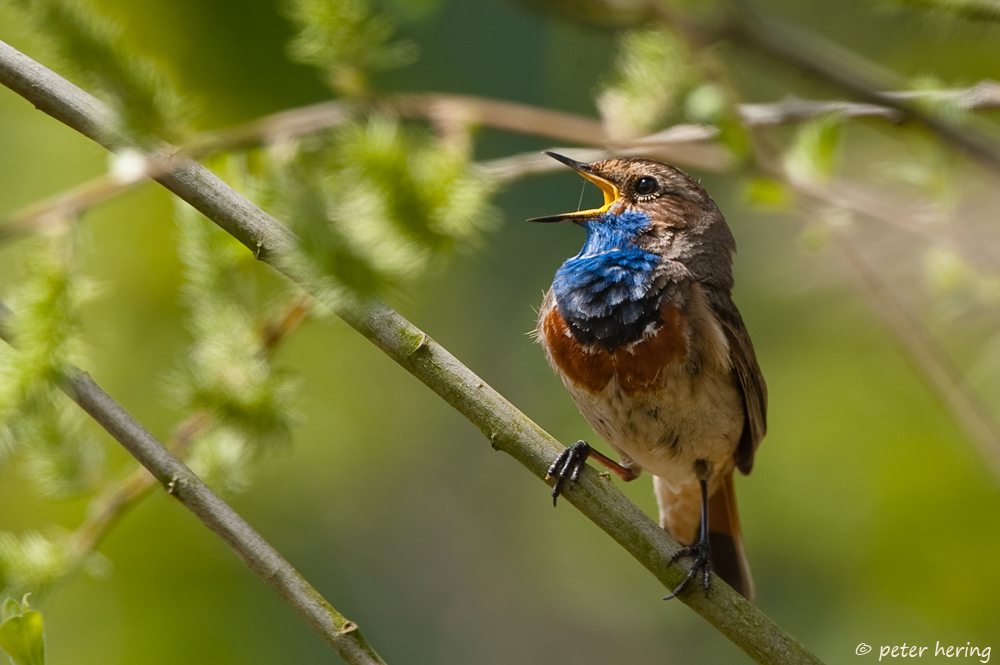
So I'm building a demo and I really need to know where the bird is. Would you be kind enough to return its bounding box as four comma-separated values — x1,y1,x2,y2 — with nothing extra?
531,152,767,601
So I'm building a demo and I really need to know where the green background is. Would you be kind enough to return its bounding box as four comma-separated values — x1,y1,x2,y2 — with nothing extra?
1,0,999,663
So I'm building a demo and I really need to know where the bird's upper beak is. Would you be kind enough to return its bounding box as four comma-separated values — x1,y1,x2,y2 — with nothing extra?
528,152,620,223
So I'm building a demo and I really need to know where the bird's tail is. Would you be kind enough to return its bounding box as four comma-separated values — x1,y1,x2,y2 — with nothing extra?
707,471,755,602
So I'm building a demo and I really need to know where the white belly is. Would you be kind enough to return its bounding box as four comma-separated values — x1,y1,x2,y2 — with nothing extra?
561,364,744,488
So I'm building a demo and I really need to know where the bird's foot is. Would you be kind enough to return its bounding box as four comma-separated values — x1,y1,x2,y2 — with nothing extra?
663,537,712,601
545,440,591,506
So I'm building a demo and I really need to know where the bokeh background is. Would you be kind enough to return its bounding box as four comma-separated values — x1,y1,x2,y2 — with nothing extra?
1,0,999,663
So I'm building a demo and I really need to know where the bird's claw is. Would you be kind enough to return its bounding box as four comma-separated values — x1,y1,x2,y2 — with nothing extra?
545,440,591,506
663,538,712,601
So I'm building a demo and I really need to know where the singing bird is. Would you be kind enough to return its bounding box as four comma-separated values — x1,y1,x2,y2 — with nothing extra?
532,152,767,601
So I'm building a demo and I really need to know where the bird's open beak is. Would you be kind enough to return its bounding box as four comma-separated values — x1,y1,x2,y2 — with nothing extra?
528,152,620,223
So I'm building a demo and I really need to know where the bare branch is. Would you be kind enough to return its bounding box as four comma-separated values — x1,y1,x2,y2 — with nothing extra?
738,81,1000,126
0,37,825,664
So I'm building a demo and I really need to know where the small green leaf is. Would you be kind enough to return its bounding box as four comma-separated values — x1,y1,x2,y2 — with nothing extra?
0,610,45,665
785,113,844,184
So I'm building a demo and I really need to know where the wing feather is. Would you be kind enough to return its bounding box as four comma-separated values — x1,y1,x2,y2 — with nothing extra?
711,294,767,474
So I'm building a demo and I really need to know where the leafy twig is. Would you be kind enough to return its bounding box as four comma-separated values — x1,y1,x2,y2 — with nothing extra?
0,299,385,665
68,292,312,558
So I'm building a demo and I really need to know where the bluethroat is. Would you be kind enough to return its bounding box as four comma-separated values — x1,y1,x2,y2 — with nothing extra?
532,152,767,601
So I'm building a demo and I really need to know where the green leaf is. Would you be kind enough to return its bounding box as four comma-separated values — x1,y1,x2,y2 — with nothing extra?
785,113,844,184
0,610,45,665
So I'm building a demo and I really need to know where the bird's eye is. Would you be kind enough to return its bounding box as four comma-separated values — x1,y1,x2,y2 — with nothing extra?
635,176,658,196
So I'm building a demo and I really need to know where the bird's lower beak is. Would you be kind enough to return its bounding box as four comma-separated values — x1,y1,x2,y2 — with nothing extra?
528,152,620,223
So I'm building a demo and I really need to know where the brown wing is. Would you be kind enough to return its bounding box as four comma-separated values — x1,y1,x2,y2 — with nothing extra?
713,297,767,475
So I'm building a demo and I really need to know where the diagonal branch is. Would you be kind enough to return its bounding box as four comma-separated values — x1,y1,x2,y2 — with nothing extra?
0,300,386,665
0,38,824,665
737,80,1000,126
68,294,312,579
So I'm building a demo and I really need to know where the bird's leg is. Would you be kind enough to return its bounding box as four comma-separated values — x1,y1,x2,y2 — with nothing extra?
546,440,637,506
663,479,712,601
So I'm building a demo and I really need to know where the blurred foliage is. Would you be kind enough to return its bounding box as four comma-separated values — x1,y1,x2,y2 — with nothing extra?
268,115,498,303
741,175,792,210
167,201,299,491
0,238,102,497
0,0,187,143
284,0,418,95
0,532,77,600
597,29,694,137
0,0,999,664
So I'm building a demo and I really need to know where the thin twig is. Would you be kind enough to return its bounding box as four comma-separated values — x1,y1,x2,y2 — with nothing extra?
480,127,726,181
0,148,187,243
199,84,1000,153
0,38,826,665
738,81,1000,125
7,75,1000,244
0,299,384,665
752,154,1000,477
4,292,311,599
832,232,1000,478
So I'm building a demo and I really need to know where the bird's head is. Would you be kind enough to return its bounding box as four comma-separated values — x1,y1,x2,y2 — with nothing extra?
529,152,725,248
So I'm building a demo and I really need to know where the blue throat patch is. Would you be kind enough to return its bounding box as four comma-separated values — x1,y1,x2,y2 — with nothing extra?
552,209,663,347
